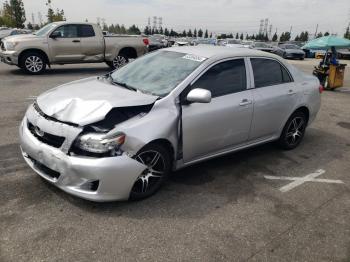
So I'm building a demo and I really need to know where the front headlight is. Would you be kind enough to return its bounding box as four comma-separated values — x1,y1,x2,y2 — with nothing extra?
5,41,18,51
74,132,126,154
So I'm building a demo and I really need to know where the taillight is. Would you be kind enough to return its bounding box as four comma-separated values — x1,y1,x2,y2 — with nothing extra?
319,84,324,93
143,38,149,46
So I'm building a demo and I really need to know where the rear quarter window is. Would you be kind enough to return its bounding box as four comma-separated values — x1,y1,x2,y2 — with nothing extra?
79,25,95,37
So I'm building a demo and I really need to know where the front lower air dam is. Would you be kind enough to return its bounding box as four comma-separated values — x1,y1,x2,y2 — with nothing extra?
19,118,148,202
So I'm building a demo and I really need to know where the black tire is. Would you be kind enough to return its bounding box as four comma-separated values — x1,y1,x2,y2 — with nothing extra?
106,53,129,70
278,111,307,150
19,52,46,74
129,143,172,200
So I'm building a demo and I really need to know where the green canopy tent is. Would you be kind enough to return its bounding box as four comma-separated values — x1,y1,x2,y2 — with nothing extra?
302,36,350,50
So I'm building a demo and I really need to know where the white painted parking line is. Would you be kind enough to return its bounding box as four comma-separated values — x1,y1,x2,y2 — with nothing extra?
264,169,344,193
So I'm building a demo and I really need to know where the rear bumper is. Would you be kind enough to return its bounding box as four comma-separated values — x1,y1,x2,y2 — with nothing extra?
19,117,147,202
0,50,18,65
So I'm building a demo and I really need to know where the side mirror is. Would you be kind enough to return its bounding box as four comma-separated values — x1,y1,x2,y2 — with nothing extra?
50,31,62,38
186,88,212,103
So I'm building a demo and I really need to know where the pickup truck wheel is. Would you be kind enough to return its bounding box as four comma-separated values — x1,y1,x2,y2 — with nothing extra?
108,54,129,70
20,52,46,74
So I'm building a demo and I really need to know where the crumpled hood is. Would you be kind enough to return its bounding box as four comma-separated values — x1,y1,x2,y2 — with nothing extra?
36,77,158,126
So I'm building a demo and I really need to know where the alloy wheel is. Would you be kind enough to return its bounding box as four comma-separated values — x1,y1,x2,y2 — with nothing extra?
132,150,166,194
285,116,305,146
112,55,127,69
25,56,44,73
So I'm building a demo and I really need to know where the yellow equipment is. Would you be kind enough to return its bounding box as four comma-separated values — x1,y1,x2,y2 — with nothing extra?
328,64,346,89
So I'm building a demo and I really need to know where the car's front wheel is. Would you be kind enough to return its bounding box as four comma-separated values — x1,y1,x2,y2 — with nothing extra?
278,111,307,150
19,52,46,74
129,143,171,200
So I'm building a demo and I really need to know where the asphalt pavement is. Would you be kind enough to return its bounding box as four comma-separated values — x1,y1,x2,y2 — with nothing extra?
0,59,350,262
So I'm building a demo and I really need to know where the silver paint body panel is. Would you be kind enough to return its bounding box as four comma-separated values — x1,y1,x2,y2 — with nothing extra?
19,46,321,201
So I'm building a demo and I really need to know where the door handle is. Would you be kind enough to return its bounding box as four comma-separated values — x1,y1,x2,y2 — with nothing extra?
288,89,296,95
239,99,252,106
72,40,80,43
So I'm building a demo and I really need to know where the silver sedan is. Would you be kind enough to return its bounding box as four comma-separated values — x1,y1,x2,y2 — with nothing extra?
19,46,321,201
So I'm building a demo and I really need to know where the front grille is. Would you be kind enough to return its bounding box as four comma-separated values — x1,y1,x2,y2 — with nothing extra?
28,121,65,148
28,155,60,180
0,41,5,51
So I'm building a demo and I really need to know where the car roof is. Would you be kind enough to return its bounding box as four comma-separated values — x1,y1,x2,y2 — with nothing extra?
164,45,279,60
51,21,98,26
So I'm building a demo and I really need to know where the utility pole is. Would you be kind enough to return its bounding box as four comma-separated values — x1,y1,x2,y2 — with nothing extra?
314,24,318,39
259,19,264,35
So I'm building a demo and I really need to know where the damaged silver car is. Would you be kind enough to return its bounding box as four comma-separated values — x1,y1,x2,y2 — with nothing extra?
19,46,321,201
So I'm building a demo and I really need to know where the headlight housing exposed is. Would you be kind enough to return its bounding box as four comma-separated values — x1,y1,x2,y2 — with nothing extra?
74,132,126,155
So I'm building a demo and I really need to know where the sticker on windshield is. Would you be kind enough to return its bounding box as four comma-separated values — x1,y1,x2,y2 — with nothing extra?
182,54,206,62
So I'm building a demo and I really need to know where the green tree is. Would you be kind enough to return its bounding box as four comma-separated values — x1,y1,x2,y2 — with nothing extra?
209,32,212,38
198,29,203,37
182,30,186,37
344,26,350,39
187,29,192,37
27,21,33,29
1,0,26,28
235,32,239,39
240,33,243,40
272,32,278,41
159,27,163,34
127,24,141,35
316,32,323,38
115,24,121,34
144,25,150,35
120,24,126,34
279,31,291,42
193,28,197,37
46,0,65,23
164,27,169,36
204,29,208,38
324,31,330,36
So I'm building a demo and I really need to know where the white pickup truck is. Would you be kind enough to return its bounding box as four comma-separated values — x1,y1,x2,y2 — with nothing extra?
0,22,149,74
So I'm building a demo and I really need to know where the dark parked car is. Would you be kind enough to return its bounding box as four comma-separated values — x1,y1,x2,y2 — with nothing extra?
274,44,305,60
251,42,274,52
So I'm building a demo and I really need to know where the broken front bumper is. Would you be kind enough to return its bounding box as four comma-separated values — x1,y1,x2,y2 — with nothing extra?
19,117,147,202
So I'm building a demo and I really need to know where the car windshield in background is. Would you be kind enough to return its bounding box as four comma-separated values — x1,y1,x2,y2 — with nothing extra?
111,51,206,96
284,44,300,49
34,24,57,36
227,40,241,44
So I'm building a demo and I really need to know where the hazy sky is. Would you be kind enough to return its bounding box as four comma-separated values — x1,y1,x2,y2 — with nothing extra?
4,0,350,36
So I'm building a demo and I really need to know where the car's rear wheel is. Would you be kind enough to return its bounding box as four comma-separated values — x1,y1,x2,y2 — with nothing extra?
106,54,129,70
278,111,307,150
129,143,171,200
20,52,46,74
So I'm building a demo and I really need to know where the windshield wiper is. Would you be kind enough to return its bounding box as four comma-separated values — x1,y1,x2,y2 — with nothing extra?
112,80,137,92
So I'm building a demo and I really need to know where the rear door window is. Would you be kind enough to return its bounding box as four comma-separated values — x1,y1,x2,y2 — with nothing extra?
251,58,292,88
79,25,95,37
